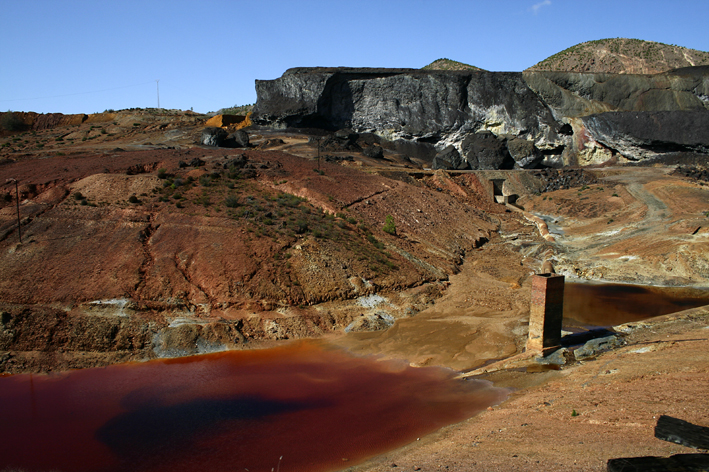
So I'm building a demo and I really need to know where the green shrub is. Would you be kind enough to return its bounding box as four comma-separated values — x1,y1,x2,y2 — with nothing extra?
383,215,397,235
294,220,309,234
225,196,239,208
367,233,384,249
277,193,305,208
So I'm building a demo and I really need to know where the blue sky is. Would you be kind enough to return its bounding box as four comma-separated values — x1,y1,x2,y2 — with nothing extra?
1,0,707,115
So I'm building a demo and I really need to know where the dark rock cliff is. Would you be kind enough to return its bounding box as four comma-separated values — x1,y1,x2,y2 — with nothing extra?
582,111,709,160
254,66,709,168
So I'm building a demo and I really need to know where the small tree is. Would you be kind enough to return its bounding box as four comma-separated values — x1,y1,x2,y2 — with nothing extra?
383,215,397,235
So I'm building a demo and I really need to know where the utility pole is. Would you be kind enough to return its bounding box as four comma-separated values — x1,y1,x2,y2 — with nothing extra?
6,178,21,243
156,79,160,109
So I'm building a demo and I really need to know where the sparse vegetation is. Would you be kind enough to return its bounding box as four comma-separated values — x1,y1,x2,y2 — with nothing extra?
224,196,239,208
383,215,397,235
199,175,212,187
215,104,255,115
527,38,709,73
146,163,399,275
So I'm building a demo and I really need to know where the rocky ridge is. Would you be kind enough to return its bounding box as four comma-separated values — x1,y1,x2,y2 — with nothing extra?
254,66,709,169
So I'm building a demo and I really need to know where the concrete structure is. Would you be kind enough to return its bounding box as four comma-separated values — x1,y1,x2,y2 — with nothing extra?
527,273,565,352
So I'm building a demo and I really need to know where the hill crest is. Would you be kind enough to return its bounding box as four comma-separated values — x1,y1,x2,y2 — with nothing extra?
422,58,484,71
526,38,709,74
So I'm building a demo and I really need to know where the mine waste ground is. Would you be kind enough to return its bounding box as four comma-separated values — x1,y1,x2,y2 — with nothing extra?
1,112,709,471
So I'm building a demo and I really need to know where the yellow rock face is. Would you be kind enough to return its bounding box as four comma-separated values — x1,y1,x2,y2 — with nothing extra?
204,114,246,128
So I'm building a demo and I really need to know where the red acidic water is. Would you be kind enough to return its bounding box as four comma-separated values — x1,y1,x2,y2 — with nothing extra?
0,340,507,472
564,282,709,327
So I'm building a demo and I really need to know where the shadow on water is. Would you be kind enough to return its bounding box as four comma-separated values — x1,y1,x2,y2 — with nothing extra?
96,396,310,466
563,282,709,327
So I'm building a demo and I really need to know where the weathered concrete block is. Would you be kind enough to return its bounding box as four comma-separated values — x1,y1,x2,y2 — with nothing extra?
527,273,565,351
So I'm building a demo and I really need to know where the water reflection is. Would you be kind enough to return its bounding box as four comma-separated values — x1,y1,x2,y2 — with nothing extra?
0,340,507,472
564,282,709,327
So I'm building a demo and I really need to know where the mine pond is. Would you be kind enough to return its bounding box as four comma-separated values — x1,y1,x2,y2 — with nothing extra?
1,282,708,471
563,281,709,327
0,340,507,472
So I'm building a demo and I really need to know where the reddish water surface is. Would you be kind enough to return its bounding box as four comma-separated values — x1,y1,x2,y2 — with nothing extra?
564,282,709,327
0,340,507,472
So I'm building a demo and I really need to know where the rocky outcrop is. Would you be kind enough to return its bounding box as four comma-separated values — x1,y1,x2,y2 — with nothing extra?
0,112,88,133
201,127,228,146
432,146,465,170
228,129,250,148
461,131,514,170
522,66,709,119
254,68,565,169
200,127,250,148
582,111,709,160
254,66,709,168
